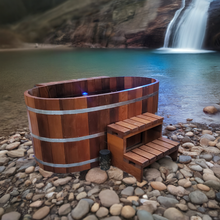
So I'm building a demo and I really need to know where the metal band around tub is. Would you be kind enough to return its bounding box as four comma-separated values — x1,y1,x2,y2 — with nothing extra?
31,131,105,143
34,156,99,168
27,91,158,115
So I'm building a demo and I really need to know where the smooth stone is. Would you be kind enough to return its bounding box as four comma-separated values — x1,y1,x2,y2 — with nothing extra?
134,187,145,196
182,143,195,148
144,168,161,181
211,165,220,178
150,182,166,191
0,157,9,166
157,196,179,208
0,194,10,204
189,191,208,204
185,132,194,137
180,169,193,178
176,204,188,212
121,186,134,196
158,157,178,173
25,166,35,174
200,154,213,161
164,208,185,220
189,165,203,172
137,210,154,220
121,205,135,219
6,142,20,150
87,187,100,197
213,155,220,163
53,177,72,186
166,126,176,131
204,189,216,199
148,190,161,198
195,159,208,168
17,159,36,172
0,166,5,173
201,134,215,141
203,173,220,182
85,168,107,184
107,166,123,180
30,200,44,208
197,184,210,191
36,183,44,189
207,200,219,209
81,198,94,207
59,203,71,216
32,206,50,220
127,196,139,202
96,207,108,218
99,190,120,207
202,215,212,220
179,155,192,164
6,149,25,158
2,211,21,220
3,167,16,176
178,179,191,188
140,200,159,214
110,204,123,216
204,147,220,154
195,177,204,184
10,189,19,196
203,106,218,114
0,208,4,218
101,217,121,220
153,214,169,220
91,203,99,213
71,200,90,220
83,215,98,220
39,168,53,178
167,185,185,197
216,192,220,202
76,192,87,200
122,177,136,185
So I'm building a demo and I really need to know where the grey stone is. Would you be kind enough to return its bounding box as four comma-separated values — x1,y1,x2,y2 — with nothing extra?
99,190,120,207
137,210,154,220
216,192,220,202
3,167,16,176
213,155,220,163
17,159,36,172
0,194,10,204
195,177,204,184
153,214,169,220
0,166,5,173
201,134,215,141
121,186,134,196
195,159,208,168
87,187,100,197
101,217,121,220
189,165,203,172
71,200,90,220
158,157,178,173
10,189,19,196
202,215,212,220
144,168,161,181
204,180,220,190
83,215,98,220
179,155,191,164
157,196,179,208
189,191,208,204
0,157,9,166
2,211,21,220
59,203,71,216
81,199,94,207
135,187,145,196
200,154,213,161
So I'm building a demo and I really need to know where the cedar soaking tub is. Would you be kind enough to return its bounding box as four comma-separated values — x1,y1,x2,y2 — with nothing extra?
24,76,159,173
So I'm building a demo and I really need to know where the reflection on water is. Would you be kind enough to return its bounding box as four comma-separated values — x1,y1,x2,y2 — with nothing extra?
0,49,220,135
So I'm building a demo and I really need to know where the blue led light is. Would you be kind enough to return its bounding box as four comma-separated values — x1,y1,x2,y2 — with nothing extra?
82,92,88,96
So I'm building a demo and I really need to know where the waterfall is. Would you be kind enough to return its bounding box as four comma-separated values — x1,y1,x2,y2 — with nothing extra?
163,0,213,50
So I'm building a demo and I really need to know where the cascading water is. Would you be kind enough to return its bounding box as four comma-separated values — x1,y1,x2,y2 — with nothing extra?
161,0,213,52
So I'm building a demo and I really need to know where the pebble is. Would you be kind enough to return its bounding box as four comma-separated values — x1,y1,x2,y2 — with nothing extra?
190,165,203,172
96,207,109,218
32,206,50,219
137,210,154,220
197,184,210,191
0,194,10,204
164,207,185,220
134,187,145,196
30,200,44,208
150,182,166,191
107,166,123,180
157,196,179,208
59,203,71,216
121,186,134,196
2,212,21,220
167,185,185,197
53,177,72,186
179,155,192,164
91,203,100,213
6,142,20,150
166,126,176,131
85,168,107,184
110,204,123,216
99,190,120,207
122,177,136,185
145,168,161,181
158,157,178,173
71,200,90,220
76,192,87,200
216,192,220,202
121,205,135,218
25,166,35,174
189,190,208,204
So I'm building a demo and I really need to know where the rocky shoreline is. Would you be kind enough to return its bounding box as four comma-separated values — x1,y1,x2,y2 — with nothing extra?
0,121,220,220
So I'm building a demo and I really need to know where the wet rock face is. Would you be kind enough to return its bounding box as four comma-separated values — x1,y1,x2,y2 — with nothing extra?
205,0,220,50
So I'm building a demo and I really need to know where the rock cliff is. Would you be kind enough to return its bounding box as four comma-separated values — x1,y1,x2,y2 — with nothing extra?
1,0,220,49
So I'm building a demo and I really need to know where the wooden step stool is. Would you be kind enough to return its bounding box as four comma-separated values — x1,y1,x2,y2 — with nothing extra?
107,112,179,182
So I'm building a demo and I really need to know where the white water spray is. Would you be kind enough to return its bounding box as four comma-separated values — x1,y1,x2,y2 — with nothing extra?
163,0,213,50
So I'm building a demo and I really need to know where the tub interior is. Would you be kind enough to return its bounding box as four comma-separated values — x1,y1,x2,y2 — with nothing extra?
28,77,156,99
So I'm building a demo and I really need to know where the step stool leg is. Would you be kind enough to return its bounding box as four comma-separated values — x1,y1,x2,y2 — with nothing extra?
169,149,178,161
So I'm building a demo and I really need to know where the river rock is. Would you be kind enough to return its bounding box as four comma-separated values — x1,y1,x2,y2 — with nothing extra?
96,207,108,218
164,208,185,220
0,150,8,157
0,194,10,204
121,205,135,218
180,169,193,178
178,179,191,188
144,168,161,181
153,214,169,220
39,168,53,178
30,200,44,208
25,166,35,174
203,173,220,182
211,165,220,178
0,208,4,218
134,187,145,196
121,186,134,196
166,126,176,131
189,165,203,172
76,192,87,200
203,106,218,114
200,153,213,161
0,157,9,166
91,203,99,213
157,196,178,208
71,200,90,220
137,210,154,220
140,200,159,213
201,134,215,141
0,166,5,173
150,182,166,191
53,177,72,186
99,190,119,207
167,185,185,197
179,155,192,164
204,180,220,190
59,203,71,216
204,147,220,154
197,184,210,191
110,204,123,216
88,187,100,197
122,177,136,184
32,206,50,219
6,142,20,150
107,166,123,180
216,192,220,202
158,157,178,173
17,159,36,171
2,211,21,220
83,215,98,220
189,191,208,204
102,217,121,220
7,149,25,158
85,168,107,184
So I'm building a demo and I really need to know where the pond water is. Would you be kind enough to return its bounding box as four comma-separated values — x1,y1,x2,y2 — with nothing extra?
0,49,220,135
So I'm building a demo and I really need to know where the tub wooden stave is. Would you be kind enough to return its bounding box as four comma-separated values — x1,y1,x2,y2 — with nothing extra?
24,76,159,173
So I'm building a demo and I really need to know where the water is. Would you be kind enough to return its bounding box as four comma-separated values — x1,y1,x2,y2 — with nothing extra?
164,0,212,50
0,49,220,135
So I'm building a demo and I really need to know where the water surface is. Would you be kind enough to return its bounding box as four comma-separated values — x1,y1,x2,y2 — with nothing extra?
0,49,220,135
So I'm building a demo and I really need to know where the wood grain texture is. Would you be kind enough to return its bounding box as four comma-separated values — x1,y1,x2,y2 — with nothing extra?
24,76,159,173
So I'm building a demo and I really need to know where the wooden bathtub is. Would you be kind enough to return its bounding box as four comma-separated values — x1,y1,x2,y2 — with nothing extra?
24,76,159,173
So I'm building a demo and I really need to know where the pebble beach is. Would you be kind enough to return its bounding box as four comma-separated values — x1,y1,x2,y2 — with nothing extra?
0,120,220,220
